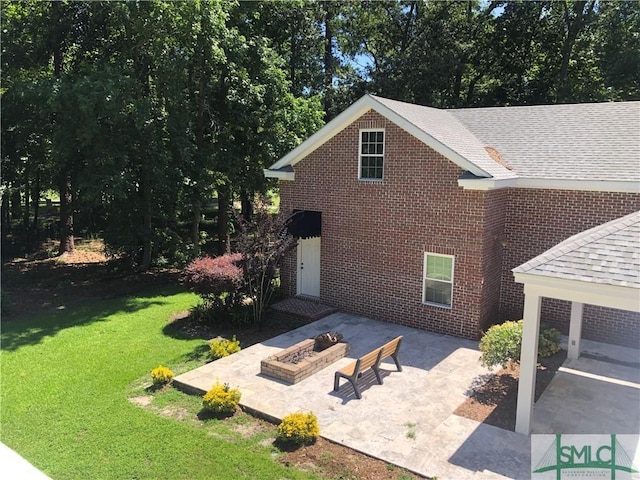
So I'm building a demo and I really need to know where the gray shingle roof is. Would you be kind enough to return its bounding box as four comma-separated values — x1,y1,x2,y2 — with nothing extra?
513,211,640,288
450,102,640,181
372,96,517,180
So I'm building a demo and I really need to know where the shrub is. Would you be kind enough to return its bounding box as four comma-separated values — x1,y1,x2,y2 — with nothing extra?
538,324,561,358
276,411,320,446
202,382,241,414
479,320,562,369
209,336,241,359
150,365,175,386
182,254,244,299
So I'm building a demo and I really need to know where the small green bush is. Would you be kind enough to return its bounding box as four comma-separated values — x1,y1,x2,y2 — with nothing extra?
202,382,241,414
150,365,175,386
276,411,319,446
538,324,561,358
479,320,561,369
209,336,241,359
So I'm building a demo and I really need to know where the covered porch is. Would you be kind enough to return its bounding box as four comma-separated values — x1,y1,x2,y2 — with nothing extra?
513,211,640,434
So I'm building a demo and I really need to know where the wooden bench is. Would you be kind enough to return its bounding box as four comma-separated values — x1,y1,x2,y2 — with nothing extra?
333,336,403,399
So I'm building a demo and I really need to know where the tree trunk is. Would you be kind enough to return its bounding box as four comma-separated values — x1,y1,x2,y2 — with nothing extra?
322,1,335,120
10,188,21,221
23,159,31,231
1,192,9,242
140,162,152,271
557,0,594,102
241,193,253,221
289,11,299,94
32,172,41,248
52,1,73,255
191,64,208,258
58,175,74,254
192,200,201,257
216,184,230,255
51,2,64,77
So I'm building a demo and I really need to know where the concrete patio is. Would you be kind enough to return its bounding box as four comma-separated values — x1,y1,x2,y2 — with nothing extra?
174,313,640,480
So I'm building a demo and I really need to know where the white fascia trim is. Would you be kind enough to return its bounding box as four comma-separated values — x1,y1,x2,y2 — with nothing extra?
267,95,374,171
514,271,640,312
264,169,295,180
458,176,639,192
457,177,518,190
514,177,640,193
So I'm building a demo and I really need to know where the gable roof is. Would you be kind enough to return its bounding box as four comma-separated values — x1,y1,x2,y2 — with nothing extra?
266,94,514,180
513,211,640,289
265,95,640,191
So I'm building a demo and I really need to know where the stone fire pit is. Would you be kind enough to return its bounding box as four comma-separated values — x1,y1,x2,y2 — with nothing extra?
261,332,349,384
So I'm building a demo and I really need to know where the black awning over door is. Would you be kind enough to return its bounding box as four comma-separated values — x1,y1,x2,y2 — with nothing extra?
286,210,321,239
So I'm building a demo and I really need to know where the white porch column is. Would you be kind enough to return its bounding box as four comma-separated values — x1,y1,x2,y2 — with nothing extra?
567,302,584,360
515,291,542,435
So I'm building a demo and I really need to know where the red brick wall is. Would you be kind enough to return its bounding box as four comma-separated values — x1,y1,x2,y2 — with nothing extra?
479,189,509,333
279,110,503,340
278,111,640,346
500,189,640,347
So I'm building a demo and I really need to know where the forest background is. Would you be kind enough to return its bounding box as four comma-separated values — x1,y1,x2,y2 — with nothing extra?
2,0,638,269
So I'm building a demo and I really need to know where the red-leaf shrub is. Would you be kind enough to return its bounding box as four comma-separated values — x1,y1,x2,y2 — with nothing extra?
182,254,243,297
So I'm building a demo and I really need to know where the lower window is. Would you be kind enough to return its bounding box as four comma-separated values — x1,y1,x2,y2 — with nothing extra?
423,253,454,308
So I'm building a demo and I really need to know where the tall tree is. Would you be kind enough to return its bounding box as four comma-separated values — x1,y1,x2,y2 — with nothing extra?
595,0,640,100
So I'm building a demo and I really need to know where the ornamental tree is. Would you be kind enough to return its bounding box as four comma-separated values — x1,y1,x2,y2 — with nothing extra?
235,200,297,325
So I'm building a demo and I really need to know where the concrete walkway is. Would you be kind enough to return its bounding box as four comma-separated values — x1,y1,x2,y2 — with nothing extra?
0,443,52,480
532,338,640,435
175,313,531,479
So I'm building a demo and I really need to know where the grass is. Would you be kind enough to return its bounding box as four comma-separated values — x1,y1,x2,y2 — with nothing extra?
405,422,417,440
0,289,318,480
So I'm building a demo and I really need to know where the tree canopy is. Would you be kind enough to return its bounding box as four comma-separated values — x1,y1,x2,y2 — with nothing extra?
2,0,638,267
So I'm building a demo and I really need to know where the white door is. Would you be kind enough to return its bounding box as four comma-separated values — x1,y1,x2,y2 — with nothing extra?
297,237,321,297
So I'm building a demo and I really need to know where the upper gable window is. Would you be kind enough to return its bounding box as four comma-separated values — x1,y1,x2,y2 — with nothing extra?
359,129,384,180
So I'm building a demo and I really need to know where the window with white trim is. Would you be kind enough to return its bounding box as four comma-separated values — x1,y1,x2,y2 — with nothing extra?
359,129,384,180
423,253,454,308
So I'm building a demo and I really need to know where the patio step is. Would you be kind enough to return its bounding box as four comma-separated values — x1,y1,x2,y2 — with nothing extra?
269,297,337,323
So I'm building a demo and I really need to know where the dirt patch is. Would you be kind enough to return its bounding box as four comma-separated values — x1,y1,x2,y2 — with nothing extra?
163,308,313,349
2,240,182,320
55,240,110,264
232,421,270,439
281,437,423,479
160,406,190,421
129,395,153,407
454,350,567,431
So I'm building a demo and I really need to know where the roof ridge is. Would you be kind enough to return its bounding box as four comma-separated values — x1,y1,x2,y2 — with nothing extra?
369,94,640,112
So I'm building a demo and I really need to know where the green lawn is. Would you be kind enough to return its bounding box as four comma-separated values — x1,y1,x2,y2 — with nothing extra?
1,288,316,480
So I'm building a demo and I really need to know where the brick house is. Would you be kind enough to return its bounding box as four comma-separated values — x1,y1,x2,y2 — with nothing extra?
264,95,640,347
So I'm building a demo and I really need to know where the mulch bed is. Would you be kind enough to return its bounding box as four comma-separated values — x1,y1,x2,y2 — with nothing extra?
454,350,567,431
